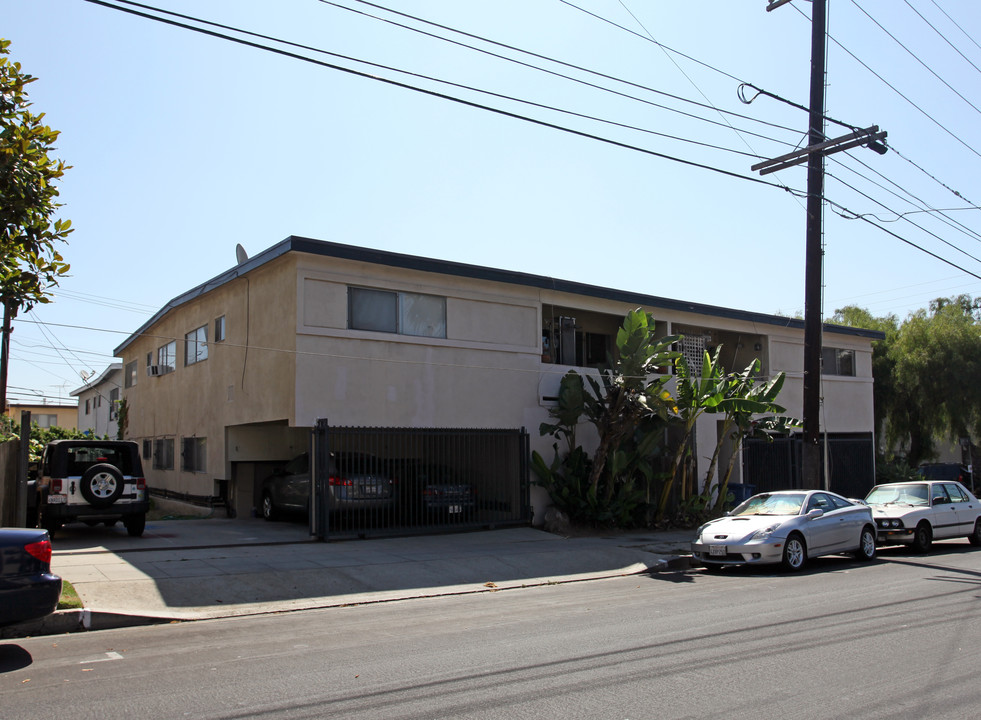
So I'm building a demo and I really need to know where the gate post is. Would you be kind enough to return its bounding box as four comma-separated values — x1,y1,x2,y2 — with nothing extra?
311,419,331,541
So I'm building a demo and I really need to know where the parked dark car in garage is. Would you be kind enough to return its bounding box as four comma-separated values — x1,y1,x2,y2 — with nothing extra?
0,528,62,628
388,459,476,525
261,451,395,521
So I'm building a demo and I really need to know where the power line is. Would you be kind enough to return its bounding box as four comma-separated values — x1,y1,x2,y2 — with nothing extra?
80,0,796,192
930,0,981,55
905,0,981,78
804,7,981,160
557,0,745,84
318,0,802,143
851,0,981,119
829,152,981,244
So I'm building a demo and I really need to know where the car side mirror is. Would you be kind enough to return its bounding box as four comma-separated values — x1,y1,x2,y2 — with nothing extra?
806,508,824,519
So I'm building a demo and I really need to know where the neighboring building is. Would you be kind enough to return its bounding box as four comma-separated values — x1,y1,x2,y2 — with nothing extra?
70,363,123,438
113,236,883,522
4,403,77,431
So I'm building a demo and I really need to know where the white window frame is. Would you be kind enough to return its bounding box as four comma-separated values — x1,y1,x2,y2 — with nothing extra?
185,325,208,366
157,341,177,375
348,287,446,338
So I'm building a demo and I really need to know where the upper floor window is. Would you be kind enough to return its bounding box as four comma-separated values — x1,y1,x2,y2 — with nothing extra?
822,347,855,376
348,287,446,338
84,399,91,415
185,325,208,366
157,341,177,375
125,360,137,389
214,315,226,342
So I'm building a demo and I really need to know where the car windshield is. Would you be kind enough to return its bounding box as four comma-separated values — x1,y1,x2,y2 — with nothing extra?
865,483,929,506
731,493,806,516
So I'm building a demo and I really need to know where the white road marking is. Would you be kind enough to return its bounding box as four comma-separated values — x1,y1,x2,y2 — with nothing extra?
79,651,124,664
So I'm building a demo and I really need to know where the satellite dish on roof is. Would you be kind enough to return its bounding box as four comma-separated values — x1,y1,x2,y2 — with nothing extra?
235,243,249,265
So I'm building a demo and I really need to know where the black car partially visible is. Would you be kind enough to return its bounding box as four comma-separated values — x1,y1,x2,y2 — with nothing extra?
0,528,62,627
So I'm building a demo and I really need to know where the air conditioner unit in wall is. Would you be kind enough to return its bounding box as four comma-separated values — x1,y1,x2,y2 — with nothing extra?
147,365,161,377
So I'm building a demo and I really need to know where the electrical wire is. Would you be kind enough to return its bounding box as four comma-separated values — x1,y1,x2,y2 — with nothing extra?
930,0,981,54
79,0,797,193
319,0,803,141
798,6,981,161
829,152,981,244
826,169,981,265
905,0,981,78
851,0,981,119
557,0,745,84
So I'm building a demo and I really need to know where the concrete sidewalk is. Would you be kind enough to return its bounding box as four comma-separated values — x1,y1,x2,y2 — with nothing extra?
2,518,694,638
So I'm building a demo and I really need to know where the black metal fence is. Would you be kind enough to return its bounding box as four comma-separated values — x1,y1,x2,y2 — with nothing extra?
310,422,530,540
742,433,876,499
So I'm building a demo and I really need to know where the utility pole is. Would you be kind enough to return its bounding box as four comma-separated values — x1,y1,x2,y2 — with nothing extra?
760,0,885,489
801,0,827,489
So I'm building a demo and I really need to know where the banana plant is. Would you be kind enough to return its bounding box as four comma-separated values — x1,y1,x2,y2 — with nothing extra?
654,347,729,522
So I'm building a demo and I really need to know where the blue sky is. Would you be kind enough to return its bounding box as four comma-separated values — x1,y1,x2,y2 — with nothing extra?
4,0,981,405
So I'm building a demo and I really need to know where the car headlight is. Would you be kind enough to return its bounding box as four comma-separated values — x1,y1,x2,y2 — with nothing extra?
751,525,780,540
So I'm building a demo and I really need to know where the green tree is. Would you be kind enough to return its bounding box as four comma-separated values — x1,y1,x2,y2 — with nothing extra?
0,38,72,410
832,296,981,467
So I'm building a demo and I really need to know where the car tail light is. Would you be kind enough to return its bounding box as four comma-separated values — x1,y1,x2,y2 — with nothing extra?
329,475,353,486
51,479,62,493
136,477,146,490
25,540,52,564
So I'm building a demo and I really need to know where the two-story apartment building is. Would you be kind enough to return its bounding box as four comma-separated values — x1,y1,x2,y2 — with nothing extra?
70,363,123,438
113,236,882,524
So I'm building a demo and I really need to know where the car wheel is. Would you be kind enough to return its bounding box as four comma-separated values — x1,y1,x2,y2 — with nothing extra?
79,463,125,507
854,526,877,561
124,514,146,537
911,522,932,553
968,518,981,547
261,493,277,521
781,533,807,571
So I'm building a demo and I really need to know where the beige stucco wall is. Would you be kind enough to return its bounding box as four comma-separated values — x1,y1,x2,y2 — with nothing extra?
120,256,298,495
4,404,77,430
767,329,875,433
294,260,543,430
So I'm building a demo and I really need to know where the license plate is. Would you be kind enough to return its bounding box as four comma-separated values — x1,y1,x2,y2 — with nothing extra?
448,505,462,514
709,545,727,556
47,495,67,504
360,484,379,496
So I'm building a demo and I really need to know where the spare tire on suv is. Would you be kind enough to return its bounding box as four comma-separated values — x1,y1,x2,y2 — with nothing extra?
34,440,150,538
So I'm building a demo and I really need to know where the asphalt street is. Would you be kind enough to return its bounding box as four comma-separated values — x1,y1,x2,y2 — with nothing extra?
3,540,980,719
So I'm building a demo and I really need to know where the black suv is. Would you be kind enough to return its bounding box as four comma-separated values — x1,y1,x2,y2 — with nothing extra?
32,440,149,537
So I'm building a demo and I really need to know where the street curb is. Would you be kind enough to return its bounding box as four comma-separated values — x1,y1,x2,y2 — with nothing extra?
2,553,693,639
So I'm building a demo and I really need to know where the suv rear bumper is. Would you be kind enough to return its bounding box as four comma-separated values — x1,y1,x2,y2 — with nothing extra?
42,501,149,520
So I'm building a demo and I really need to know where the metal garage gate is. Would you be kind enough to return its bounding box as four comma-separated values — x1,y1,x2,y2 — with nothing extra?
742,433,876,499
310,421,531,540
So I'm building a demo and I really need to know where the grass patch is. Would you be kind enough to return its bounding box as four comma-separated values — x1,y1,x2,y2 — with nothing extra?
58,580,83,611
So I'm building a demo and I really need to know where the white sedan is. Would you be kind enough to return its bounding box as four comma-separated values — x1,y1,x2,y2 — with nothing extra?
864,480,981,552
691,490,877,572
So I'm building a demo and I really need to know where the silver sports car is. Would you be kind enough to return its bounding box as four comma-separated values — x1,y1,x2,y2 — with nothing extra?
691,490,878,571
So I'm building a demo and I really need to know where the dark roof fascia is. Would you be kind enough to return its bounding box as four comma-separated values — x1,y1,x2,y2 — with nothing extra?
113,239,294,355
287,237,884,341
113,235,884,356
69,364,123,397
